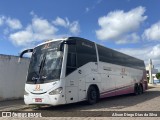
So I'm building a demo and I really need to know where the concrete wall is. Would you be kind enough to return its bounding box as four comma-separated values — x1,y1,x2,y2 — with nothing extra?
0,54,30,101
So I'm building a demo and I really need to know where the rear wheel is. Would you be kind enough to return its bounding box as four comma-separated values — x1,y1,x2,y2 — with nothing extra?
134,84,139,95
87,86,99,105
138,84,143,94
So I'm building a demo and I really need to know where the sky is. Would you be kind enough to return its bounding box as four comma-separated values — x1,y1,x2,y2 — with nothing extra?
0,0,160,70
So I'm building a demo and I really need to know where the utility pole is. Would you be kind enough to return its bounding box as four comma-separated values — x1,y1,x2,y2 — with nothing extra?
149,59,153,84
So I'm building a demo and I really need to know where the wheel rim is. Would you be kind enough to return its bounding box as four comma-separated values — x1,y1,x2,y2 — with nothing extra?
90,90,97,100
139,85,142,94
135,85,139,94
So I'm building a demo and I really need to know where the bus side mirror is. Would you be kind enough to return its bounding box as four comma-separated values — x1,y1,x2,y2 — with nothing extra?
18,49,33,62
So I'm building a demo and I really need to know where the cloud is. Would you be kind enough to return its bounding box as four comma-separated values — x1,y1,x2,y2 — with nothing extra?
149,44,160,59
96,6,147,44
0,16,22,30
6,18,22,30
3,28,9,35
31,17,58,39
116,33,140,44
118,44,160,70
9,17,58,46
10,30,33,46
0,17,4,26
0,16,5,26
53,17,80,35
85,7,90,12
142,21,160,41
8,14,80,47
52,17,68,27
85,0,103,13
69,21,80,35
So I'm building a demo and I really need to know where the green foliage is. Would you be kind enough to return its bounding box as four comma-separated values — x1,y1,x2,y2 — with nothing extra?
156,73,160,79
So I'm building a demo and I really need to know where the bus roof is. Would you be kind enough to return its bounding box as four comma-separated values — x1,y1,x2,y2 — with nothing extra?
35,37,69,48
34,37,144,65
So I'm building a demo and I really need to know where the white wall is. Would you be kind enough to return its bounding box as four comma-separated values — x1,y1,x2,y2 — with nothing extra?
0,54,30,101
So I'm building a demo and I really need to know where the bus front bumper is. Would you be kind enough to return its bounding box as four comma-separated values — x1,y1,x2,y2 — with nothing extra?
24,94,66,106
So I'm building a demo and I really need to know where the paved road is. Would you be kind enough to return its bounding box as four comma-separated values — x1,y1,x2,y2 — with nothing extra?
0,85,160,120
0,99,25,111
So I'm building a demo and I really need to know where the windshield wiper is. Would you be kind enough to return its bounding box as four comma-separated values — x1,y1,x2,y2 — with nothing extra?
39,57,46,74
32,56,46,84
39,56,46,77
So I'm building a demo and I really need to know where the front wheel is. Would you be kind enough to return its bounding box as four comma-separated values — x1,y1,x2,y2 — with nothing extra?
87,86,99,105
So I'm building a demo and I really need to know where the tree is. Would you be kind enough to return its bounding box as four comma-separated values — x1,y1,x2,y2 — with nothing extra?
156,73,160,79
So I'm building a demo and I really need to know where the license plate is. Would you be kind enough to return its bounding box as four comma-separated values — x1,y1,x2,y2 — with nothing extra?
35,98,42,102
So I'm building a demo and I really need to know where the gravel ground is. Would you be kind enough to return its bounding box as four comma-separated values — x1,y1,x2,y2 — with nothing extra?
0,99,26,111
0,85,160,120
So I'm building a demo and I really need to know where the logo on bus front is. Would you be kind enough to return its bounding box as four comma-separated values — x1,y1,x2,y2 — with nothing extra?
35,84,40,91
43,43,50,49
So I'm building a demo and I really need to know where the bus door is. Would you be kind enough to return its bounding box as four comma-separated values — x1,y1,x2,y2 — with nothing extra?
65,44,79,103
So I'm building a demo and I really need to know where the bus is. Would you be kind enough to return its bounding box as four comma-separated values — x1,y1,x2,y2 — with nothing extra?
19,37,148,105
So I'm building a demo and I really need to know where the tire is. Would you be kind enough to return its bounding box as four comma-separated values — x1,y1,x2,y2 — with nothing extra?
138,84,143,94
134,84,139,95
87,86,99,105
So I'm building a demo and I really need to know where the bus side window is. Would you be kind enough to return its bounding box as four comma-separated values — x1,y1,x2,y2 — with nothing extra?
66,53,77,76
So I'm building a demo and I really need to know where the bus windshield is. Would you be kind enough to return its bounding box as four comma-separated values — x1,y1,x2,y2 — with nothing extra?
26,41,63,84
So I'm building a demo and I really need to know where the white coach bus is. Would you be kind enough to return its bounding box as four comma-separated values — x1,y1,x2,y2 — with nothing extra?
19,37,148,105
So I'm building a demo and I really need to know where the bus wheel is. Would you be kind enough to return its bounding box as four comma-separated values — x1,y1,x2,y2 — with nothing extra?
134,84,139,95
138,84,143,94
87,86,98,105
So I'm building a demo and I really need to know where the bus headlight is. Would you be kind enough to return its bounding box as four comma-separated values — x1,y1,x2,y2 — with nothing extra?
24,90,29,95
49,87,63,95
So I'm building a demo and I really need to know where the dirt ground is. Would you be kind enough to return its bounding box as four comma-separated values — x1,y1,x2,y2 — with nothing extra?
0,85,160,120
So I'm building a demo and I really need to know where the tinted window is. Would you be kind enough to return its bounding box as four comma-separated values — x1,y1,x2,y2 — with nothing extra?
66,44,77,75
68,44,76,53
76,38,97,67
98,45,113,64
97,44,145,70
67,53,76,67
